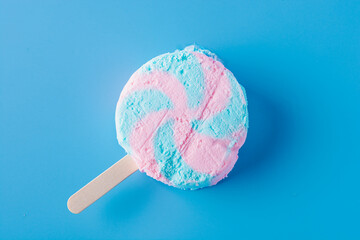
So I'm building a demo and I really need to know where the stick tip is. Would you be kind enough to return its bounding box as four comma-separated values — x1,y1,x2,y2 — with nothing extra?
67,195,81,214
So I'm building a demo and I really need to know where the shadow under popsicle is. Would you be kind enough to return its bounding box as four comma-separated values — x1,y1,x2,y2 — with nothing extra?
102,172,152,223
226,83,293,184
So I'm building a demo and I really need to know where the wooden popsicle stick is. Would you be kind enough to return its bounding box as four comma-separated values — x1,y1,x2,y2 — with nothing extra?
67,155,138,214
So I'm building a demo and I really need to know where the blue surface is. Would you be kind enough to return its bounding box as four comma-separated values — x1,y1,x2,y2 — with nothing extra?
1,1,359,239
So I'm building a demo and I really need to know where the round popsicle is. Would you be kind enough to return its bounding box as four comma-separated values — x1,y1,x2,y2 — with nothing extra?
67,45,248,213
115,45,248,190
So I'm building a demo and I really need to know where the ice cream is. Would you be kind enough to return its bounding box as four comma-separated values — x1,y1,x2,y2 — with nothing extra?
115,45,248,190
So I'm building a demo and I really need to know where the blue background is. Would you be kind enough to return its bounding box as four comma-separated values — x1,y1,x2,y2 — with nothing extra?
1,1,359,239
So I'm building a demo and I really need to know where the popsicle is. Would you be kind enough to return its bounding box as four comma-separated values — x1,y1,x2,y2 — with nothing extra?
67,45,248,213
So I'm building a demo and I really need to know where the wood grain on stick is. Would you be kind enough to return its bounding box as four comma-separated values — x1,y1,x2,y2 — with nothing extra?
67,155,138,214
